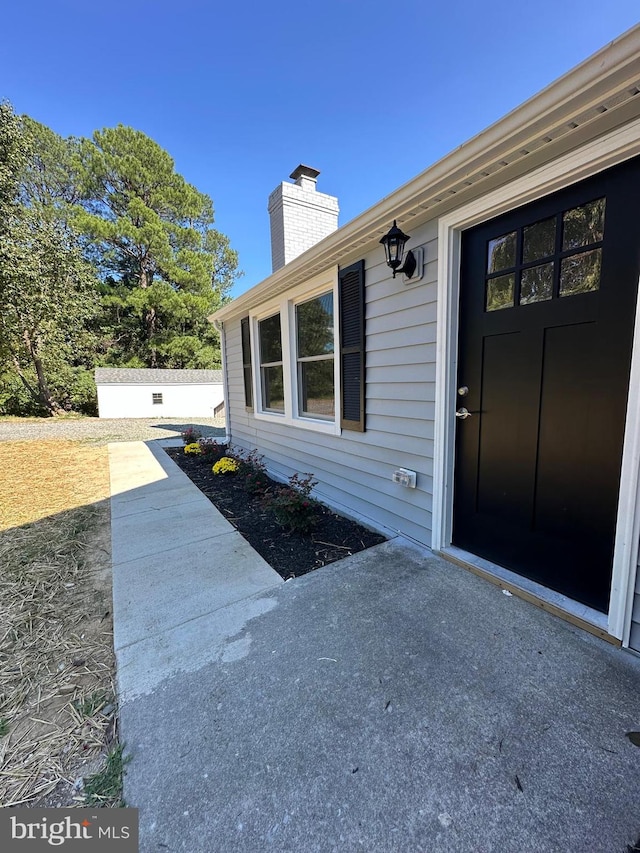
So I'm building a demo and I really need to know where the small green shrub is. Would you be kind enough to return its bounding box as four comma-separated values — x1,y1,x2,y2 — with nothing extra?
237,448,270,495
265,472,318,533
181,426,202,445
198,438,227,462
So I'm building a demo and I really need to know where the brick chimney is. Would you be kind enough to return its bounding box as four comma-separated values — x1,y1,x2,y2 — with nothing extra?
268,165,339,273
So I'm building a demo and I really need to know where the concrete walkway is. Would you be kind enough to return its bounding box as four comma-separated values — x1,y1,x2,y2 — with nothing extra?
109,441,282,702
110,442,640,853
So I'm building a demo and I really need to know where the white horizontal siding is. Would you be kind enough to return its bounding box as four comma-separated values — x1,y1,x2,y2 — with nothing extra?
223,219,438,545
367,343,436,369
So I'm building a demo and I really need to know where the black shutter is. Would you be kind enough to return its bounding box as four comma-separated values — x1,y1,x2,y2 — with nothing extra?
240,316,253,410
339,260,365,431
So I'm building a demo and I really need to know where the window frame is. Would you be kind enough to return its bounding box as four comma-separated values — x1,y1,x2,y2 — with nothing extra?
250,269,341,435
292,288,336,423
257,311,285,414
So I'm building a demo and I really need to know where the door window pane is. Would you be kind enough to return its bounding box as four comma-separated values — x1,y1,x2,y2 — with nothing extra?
487,232,517,273
486,274,515,311
520,262,554,305
559,249,602,297
523,217,556,263
562,198,605,250
299,360,335,419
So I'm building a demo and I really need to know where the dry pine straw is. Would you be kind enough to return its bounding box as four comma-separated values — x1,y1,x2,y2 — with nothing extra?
0,441,116,807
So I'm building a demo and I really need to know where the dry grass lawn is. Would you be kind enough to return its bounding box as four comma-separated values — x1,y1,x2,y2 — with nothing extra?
0,440,110,530
0,440,118,807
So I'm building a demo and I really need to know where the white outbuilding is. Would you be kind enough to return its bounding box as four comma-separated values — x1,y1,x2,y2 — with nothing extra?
94,368,224,419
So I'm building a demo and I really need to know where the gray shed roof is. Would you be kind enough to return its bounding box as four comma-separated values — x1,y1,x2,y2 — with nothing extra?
95,368,223,385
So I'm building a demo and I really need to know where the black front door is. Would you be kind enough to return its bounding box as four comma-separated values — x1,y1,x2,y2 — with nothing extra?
453,156,640,613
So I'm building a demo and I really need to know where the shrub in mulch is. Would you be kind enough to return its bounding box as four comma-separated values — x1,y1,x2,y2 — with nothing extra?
165,443,386,579
180,426,202,445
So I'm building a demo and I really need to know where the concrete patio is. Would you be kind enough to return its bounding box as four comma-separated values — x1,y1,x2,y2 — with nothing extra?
110,441,640,853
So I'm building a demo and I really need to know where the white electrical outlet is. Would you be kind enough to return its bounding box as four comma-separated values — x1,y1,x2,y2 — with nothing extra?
392,468,417,488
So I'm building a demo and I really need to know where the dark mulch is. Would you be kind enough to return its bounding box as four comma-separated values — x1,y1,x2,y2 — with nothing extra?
164,446,386,579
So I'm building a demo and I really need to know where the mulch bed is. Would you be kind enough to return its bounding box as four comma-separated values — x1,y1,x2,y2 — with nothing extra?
164,446,386,579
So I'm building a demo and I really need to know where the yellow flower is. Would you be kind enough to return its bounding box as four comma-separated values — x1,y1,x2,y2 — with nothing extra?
184,443,202,455
213,456,239,475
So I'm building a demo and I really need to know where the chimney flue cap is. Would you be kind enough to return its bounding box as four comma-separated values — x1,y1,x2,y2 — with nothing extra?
290,164,320,183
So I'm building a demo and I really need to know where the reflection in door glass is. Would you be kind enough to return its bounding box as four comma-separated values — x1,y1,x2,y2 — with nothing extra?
559,248,602,296
521,262,554,304
486,274,515,311
523,217,556,263
562,198,605,250
487,232,517,273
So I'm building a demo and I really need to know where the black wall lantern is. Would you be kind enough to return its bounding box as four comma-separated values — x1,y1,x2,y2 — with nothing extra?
380,220,417,279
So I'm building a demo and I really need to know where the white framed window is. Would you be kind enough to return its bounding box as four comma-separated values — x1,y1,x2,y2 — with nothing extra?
294,291,335,421
258,312,285,413
250,269,341,435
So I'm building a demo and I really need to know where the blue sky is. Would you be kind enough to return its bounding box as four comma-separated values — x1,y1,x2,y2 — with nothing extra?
2,2,639,297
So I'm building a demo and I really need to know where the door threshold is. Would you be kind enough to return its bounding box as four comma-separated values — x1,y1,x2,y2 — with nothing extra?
438,545,619,646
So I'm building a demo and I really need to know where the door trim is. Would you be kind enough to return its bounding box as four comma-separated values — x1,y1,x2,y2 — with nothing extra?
433,116,640,643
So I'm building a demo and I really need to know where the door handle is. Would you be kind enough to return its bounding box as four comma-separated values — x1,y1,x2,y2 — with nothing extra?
456,407,472,419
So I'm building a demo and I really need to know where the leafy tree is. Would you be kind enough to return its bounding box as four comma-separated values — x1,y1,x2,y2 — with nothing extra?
0,213,98,414
0,112,239,415
74,125,238,368
20,116,83,214
0,101,28,227
0,105,98,415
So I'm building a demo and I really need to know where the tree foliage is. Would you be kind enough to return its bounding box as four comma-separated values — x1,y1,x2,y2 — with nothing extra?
0,102,28,226
20,116,83,214
0,109,239,415
0,214,98,413
0,104,98,415
74,125,237,368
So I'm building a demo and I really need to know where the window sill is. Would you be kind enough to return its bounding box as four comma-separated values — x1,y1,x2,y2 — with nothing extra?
253,410,340,436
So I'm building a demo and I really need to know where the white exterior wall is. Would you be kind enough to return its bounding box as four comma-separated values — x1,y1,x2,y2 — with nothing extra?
226,219,438,545
96,383,224,418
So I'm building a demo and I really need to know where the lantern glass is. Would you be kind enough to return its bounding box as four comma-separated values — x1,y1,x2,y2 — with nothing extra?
380,220,409,271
